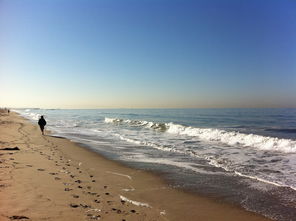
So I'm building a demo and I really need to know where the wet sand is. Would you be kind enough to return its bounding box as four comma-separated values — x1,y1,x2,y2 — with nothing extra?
0,111,271,221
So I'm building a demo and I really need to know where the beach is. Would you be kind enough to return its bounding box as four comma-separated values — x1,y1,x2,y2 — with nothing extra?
0,111,272,221
2,0,295,220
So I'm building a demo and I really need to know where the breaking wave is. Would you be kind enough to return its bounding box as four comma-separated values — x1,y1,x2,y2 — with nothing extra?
104,117,167,130
105,117,296,153
115,133,296,190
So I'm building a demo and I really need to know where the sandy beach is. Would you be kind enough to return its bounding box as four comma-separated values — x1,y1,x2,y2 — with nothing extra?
0,111,271,221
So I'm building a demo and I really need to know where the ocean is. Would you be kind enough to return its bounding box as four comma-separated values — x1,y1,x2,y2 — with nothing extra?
15,108,296,220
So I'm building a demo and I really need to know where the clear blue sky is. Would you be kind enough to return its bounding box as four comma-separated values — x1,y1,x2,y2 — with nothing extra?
1,0,296,108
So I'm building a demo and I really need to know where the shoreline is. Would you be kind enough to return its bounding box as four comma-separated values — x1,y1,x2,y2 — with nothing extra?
0,112,271,221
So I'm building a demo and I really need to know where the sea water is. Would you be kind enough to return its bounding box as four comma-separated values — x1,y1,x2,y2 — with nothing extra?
15,108,296,220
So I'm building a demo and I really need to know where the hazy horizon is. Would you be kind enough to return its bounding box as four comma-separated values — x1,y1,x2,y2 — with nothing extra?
1,0,296,109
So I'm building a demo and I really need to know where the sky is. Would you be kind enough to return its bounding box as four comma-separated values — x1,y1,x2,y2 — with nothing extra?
0,0,296,108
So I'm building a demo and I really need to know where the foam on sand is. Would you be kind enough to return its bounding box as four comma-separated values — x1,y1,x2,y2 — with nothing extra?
106,171,132,180
119,195,151,208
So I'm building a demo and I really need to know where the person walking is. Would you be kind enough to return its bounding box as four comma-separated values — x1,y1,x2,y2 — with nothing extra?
38,116,47,135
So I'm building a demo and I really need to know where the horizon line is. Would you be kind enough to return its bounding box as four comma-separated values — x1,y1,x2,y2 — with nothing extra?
4,106,296,110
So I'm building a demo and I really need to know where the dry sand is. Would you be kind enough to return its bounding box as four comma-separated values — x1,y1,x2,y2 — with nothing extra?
0,111,271,221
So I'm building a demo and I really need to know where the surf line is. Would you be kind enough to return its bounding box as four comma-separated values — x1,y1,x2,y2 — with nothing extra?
234,171,296,191
122,185,136,192
119,195,151,208
106,171,132,180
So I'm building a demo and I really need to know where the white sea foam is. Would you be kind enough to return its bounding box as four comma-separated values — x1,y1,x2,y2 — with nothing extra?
122,156,224,175
166,123,296,153
104,117,166,130
106,171,132,180
122,186,135,192
115,134,184,154
105,117,296,153
104,117,123,123
234,171,296,191
206,156,296,190
119,195,151,208
15,109,40,121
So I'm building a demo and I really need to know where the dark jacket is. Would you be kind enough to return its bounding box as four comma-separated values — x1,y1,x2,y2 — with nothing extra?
38,118,46,127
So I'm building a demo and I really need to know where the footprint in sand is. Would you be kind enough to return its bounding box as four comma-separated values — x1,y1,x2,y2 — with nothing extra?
64,188,73,191
69,203,91,209
9,215,29,220
86,214,101,220
69,203,79,208
80,204,91,209
112,208,122,214
120,200,126,204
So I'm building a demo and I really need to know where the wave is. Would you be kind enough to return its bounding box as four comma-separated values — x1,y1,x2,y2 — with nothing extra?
14,109,41,121
115,134,184,154
233,171,296,191
116,134,296,190
105,117,296,153
104,117,167,130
